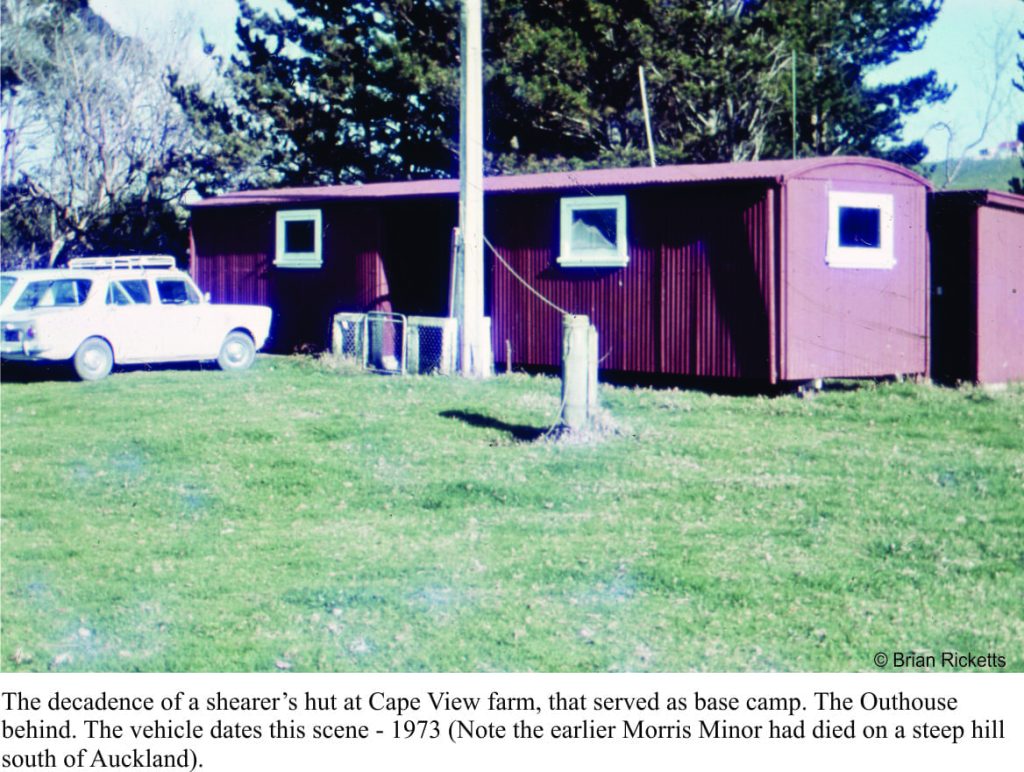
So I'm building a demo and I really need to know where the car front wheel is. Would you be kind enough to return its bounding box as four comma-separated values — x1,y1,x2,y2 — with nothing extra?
217,331,256,371
73,337,114,381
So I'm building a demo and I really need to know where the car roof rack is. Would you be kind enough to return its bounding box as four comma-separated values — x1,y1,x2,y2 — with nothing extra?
67,255,177,270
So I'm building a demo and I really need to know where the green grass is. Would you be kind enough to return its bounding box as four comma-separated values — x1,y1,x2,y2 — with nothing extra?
920,156,1021,191
2,356,1022,672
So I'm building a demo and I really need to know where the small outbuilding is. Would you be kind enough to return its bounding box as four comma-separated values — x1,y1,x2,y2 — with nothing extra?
189,156,931,384
929,189,1024,385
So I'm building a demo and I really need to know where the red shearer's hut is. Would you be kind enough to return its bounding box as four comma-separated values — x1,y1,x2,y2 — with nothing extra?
190,157,932,385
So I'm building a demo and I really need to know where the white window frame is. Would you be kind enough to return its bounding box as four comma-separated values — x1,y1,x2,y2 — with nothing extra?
825,191,895,270
275,209,323,268
557,195,628,268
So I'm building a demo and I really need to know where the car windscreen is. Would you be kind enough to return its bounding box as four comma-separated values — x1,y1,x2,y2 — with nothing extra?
156,279,200,305
0,276,15,305
13,279,92,310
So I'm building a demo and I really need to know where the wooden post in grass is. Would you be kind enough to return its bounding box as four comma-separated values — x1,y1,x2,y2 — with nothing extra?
561,314,591,431
406,323,420,374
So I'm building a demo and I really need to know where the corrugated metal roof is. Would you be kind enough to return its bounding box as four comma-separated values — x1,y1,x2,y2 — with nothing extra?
191,156,930,208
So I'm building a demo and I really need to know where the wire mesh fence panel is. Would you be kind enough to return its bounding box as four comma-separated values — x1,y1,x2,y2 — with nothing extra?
365,311,406,374
406,316,458,374
332,313,367,362
333,312,457,374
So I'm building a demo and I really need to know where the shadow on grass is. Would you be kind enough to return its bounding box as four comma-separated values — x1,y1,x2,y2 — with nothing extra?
0,362,74,383
0,360,215,384
439,409,546,442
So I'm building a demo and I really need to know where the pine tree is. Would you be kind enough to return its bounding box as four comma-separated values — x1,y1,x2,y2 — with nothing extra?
758,0,950,164
485,1,787,169
183,0,951,188
190,0,461,186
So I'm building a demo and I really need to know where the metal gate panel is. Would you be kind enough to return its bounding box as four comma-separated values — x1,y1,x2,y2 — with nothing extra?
406,316,458,374
364,311,407,374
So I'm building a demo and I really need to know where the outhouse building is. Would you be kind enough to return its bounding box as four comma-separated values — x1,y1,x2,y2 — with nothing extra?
929,189,1024,385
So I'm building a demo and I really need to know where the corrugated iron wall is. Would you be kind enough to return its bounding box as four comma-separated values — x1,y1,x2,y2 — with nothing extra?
657,187,774,379
191,203,390,352
780,174,929,380
191,207,273,307
930,193,1024,384
976,203,1024,383
487,184,774,379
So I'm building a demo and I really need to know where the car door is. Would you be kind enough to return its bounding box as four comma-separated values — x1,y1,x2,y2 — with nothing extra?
101,279,159,362
153,277,208,359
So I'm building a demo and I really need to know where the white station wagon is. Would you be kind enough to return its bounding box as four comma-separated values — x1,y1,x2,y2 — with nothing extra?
0,256,272,380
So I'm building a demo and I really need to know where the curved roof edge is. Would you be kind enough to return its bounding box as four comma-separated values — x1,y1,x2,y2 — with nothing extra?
780,156,932,187
190,156,931,209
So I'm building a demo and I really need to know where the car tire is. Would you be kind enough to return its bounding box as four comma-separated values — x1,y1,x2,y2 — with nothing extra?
73,337,114,381
217,331,256,371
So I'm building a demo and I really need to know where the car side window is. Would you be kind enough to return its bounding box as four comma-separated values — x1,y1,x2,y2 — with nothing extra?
106,283,132,306
119,280,151,304
156,279,199,305
14,279,92,309
106,280,152,306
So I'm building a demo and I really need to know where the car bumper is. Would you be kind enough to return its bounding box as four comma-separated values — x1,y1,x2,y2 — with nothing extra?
1,341,49,359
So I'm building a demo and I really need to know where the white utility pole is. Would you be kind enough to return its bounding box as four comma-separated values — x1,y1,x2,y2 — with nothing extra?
458,0,491,377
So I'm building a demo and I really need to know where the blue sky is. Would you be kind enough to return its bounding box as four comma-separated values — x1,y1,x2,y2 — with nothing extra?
90,0,1023,162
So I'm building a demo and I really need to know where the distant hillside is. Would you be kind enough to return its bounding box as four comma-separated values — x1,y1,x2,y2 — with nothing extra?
920,157,1021,192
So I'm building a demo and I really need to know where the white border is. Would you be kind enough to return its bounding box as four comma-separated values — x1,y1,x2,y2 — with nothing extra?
826,191,895,270
558,195,628,268
275,209,323,268
3,672,1019,772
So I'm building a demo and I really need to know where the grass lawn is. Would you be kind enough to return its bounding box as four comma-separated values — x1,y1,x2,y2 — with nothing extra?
920,156,1021,192
1,356,1022,672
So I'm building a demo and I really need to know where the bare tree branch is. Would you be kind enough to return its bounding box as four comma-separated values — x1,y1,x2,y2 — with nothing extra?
929,13,1019,189
1,1,208,265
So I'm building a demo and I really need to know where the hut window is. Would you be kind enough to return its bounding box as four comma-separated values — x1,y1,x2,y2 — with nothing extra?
826,191,894,269
275,209,323,268
558,195,628,267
